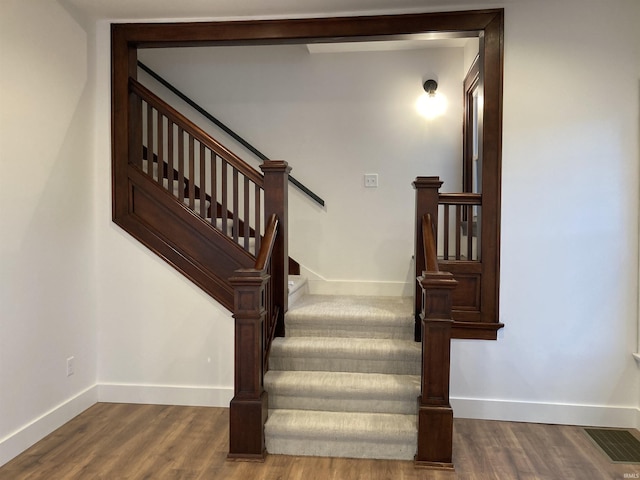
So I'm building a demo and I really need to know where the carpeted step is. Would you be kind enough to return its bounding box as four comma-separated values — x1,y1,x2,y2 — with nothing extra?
285,295,414,340
288,275,308,305
265,409,417,460
269,336,421,375
264,370,419,414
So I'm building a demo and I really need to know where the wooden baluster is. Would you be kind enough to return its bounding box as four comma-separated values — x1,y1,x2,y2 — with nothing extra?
443,205,449,260
415,270,457,469
244,176,250,252
167,120,174,195
228,270,269,461
467,205,473,261
177,127,185,202
254,184,261,255
200,143,206,218
188,137,195,209
475,205,482,261
157,113,163,184
261,161,290,338
233,169,239,244
455,205,462,260
412,177,443,341
211,154,218,228
222,161,228,235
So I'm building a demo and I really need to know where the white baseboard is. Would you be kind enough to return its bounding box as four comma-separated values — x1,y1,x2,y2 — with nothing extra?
300,266,412,297
452,397,640,429
0,385,98,468
98,383,233,407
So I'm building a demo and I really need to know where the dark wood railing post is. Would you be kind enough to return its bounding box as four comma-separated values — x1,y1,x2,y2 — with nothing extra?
413,177,443,340
260,161,291,337
228,270,269,461
415,270,457,469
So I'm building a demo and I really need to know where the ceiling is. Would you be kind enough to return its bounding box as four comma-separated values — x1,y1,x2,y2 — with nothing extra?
62,0,507,21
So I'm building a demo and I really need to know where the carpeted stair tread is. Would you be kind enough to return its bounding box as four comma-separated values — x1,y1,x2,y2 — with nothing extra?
285,295,413,339
269,336,421,375
266,293,422,460
265,409,417,460
264,370,419,414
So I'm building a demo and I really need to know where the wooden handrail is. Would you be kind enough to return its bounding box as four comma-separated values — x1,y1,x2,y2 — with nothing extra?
255,214,278,271
438,192,482,205
130,78,265,187
422,214,439,273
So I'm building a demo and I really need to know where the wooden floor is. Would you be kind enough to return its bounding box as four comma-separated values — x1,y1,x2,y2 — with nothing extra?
1,404,638,480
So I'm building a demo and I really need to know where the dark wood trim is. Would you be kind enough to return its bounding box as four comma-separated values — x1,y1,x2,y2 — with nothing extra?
478,11,503,326
462,55,480,195
111,10,502,48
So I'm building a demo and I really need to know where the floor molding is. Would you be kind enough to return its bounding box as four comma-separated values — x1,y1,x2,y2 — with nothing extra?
452,397,640,429
97,383,233,407
0,385,98,468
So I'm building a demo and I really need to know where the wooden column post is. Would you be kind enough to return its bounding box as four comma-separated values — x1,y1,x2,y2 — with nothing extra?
413,177,443,340
228,270,269,461
260,161,290,338
415,271,457,469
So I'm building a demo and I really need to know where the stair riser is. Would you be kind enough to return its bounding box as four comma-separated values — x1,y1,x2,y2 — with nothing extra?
268,395,417,415
265,437,416,461
269,356,420,376
286,325,414,340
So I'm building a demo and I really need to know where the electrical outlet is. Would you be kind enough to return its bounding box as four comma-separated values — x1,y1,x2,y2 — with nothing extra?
66,356,75,377
364,173,378,188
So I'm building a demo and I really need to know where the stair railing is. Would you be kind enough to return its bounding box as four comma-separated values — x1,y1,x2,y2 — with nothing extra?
137,61,325,208
414,182,458,468
228,214,280,461
131,78,267,254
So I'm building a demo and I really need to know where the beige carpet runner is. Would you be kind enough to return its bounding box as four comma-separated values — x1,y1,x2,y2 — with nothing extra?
264,292,420,460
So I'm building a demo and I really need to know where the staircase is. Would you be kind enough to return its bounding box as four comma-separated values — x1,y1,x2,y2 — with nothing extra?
265,293,421,460
113,70,457,469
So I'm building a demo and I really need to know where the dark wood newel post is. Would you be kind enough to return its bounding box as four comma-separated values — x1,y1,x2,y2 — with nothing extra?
260,161,291,337
413,177,443,340
228,270,269,461
415,271,457,469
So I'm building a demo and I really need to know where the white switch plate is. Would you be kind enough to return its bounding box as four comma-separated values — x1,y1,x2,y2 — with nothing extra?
364,173,378,188
66,356,75,377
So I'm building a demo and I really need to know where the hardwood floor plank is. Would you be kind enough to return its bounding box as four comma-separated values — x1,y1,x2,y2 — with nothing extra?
1,404,639,480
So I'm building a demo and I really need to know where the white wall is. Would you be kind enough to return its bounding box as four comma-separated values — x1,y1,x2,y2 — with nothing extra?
93,23,235,407
138,44,465,295
0,0,98,465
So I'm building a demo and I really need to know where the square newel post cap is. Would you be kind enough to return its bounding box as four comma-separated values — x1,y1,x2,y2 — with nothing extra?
413,177,443,190
260,160,292,174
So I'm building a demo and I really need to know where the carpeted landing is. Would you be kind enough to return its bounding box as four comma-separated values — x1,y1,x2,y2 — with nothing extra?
264,293,420,460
